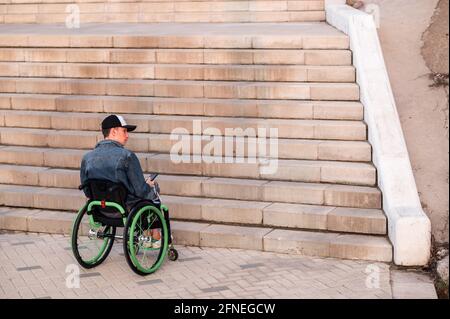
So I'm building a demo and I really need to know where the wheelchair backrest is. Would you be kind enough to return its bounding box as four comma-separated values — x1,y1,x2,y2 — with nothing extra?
81,179,128,207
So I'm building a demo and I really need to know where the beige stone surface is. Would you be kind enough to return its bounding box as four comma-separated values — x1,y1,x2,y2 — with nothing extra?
324,184,381,209
37,168,79,188
0,164,44,186
0,184,42,207
153,98,203,116
200,224,272,250
320,161,376,186
11,94,56,111
202,158,260,179
202,177,267,201
329,234,392,262
33,187,85,211
43,148,87,169
390,270,438,299
27,210,74,234
55,95,103,113
318,140,371,162
313,120,366,140
170,220,210,246
202,198,269,224
4,110,51,129
148,153,203,176
327,207,386,235
0,230,406,299
0,127,48,147
262,180,326,205
160,195,203,220
0,95,11,109
48,130,98,149
268,159,321,182
0,146,45,166
263,202,333,230
264,229,337,257
157,174,206,197
0,207,40,232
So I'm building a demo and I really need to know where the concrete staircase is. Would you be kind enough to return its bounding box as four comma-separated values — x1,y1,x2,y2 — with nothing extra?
0,22,392,262
0,0,325,23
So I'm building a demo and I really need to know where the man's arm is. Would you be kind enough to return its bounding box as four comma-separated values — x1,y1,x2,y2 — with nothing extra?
80,155,89,197
126,152,159,203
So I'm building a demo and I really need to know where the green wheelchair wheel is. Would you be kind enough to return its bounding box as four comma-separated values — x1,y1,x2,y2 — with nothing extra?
71,203,115,269
123,205,169,276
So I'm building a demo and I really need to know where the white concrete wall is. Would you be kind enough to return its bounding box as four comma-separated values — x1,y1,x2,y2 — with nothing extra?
325,4,432,266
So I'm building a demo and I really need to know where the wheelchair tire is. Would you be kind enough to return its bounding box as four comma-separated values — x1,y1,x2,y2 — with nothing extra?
168,248,179,261
123,204,169,276
71,202,116,269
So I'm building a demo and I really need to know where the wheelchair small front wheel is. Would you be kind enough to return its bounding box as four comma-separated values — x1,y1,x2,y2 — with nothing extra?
168,248,178,261
123,205,169,276
71,203,115,269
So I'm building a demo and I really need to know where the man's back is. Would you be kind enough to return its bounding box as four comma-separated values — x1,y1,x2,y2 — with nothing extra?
80,139,159,208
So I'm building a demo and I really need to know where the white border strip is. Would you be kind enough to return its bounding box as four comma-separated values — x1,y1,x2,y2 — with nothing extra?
325,4,431,266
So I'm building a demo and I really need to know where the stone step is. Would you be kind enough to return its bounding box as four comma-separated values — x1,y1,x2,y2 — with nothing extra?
0,206,392,262
0,77,360,101
0,0,324,12
0,127,372,161
1,12,325,24
0,23,348,49
0,62,356,82
0,184,386,235
0,110,367,140
0,94,364,120
0,0,325,24
0,146,377,185
0,48,352,66
0,164,381,208
1,13,325,24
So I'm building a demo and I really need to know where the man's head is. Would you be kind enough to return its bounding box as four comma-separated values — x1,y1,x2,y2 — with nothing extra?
101,115,136,146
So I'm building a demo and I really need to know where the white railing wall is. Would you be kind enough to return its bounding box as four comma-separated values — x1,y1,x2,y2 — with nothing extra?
325,2,431,266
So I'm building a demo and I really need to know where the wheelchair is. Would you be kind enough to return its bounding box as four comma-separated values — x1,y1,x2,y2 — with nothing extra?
71,179,178,276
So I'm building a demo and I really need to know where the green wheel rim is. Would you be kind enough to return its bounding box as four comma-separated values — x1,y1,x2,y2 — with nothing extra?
128,206,168,274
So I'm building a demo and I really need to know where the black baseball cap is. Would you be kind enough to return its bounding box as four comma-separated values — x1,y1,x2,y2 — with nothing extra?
101,114,136,132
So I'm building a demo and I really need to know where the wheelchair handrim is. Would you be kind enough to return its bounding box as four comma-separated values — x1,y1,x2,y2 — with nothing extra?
128,206,168,274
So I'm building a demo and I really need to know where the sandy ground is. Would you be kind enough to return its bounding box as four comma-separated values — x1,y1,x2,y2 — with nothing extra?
362,0,449,244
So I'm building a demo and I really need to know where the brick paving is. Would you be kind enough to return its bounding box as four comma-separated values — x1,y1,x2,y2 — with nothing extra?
0,231,437,299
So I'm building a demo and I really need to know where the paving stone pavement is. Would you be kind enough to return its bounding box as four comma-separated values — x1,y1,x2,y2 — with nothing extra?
0,231,437,299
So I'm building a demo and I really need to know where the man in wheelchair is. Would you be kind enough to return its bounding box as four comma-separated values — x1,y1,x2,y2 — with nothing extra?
75,114,177,275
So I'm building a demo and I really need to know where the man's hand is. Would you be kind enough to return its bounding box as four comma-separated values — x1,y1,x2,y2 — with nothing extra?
147,180,160,195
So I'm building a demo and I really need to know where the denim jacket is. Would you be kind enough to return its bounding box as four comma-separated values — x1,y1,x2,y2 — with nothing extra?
80,139,160,208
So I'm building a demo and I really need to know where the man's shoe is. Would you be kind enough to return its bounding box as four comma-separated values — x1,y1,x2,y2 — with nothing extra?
151,238,161,249
141,240,152,249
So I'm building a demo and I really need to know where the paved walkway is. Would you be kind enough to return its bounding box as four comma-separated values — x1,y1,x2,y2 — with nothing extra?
0,231,437,299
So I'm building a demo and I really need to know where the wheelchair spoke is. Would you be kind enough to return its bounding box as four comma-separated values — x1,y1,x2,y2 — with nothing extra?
141,247,149,267
148,215,157,228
